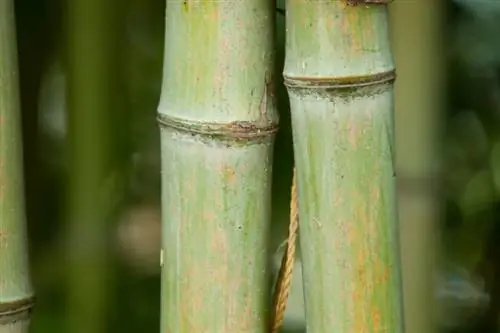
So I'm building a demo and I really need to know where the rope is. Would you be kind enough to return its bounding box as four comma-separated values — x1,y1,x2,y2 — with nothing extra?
271,167,299,333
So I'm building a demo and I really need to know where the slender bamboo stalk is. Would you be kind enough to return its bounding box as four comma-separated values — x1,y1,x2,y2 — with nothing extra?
158,0,277,331
0,0,35,331
65,0,121,332
390,1,445,332
284,1,404,331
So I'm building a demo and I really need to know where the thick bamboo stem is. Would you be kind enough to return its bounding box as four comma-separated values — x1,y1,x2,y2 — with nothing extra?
284,1,404,331
158,1,277,332
0,0,35,331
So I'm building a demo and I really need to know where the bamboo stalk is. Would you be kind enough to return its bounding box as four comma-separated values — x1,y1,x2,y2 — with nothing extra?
284,1,404,331
158,1,277,331
65,0,121,332
390,1,445,332
0,0,35,331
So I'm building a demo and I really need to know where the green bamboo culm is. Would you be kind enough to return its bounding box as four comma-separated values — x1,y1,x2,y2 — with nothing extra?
284,0,405,331
158,0,277,332
65,0,121,331
390,1,444,332
0,0,35,331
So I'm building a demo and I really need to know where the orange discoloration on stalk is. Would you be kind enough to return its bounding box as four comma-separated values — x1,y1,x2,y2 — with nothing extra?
224,254,254,331
202,208,215,223
0,231,6,249
340,7,363,56
371,184,380,201
0,175,3,202
348,122,358,147
342,217,355,247
351,277,363,331
238,289,256,331
374,257,390,285
234,17,246,39
208,7,218,21
221,165,236,187
179,263,199,331
207,225,231,330
211,224,228,262
349,183,382,331
372,307,381,331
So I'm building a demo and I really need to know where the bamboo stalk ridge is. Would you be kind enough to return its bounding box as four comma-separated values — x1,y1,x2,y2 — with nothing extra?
284,0,404,331
0,0,35,331
158,0,277,331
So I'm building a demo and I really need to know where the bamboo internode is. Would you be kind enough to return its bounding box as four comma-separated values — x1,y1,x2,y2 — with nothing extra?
0,0,35,331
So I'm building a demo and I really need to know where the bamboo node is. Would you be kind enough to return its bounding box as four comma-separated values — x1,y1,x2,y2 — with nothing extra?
283,70,396,90
344,0,393,5
0,296,35,325
271,167,299,333
156,114,279,142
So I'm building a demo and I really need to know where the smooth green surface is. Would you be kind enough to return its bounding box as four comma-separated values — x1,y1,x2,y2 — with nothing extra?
0,0,33,329
65,0,123,332
159,0,278,125
161,131,274,332
284,0,392,78
159,0,277,331
284,2,404,332
390,2,445,333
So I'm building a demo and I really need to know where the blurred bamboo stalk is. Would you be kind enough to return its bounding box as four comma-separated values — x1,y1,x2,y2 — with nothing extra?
390,1,445,332
0,0,35,331
285,1,404,330
65,0,122,331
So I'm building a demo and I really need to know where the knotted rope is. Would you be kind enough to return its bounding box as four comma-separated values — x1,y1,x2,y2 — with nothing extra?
270,167,299,333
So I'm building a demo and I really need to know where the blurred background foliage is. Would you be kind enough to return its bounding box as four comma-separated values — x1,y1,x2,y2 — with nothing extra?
10,0,500,332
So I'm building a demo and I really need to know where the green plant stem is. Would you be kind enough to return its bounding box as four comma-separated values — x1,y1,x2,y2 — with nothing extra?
0,0,35,331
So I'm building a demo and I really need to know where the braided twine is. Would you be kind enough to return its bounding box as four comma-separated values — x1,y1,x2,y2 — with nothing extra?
270,167,299,333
